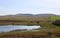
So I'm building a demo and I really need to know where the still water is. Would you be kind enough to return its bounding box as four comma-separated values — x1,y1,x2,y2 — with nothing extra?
0,25,41,32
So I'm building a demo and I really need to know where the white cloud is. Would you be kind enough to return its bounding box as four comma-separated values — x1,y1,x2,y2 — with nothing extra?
0,7,49,15
15,9,50,14
0,7,60,15
29,0,60,8
47,0,60,2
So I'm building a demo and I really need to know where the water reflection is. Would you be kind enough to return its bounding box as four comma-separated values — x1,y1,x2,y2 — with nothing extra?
0,25,41,32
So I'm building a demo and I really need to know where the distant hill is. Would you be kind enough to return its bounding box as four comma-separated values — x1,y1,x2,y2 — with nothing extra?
15,14,56,16
5,13,57,17
35,14,56,16
15,14,33,16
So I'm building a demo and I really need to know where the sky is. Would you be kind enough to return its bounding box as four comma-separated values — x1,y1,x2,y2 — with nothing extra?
0,0,60,15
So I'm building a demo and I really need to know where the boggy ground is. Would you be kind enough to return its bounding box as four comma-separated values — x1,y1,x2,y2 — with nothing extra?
0,33,60,38
0,31,48,38
0,30,60,38
0,34,49,38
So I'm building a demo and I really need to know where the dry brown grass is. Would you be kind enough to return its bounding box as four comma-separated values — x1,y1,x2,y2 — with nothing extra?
0,16,51,25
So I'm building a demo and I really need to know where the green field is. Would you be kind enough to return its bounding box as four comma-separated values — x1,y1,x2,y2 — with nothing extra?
51,16,60,21
48,15,60,28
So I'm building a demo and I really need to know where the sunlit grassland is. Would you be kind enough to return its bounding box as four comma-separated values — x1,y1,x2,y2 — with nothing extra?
51,16,60,21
